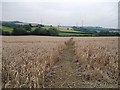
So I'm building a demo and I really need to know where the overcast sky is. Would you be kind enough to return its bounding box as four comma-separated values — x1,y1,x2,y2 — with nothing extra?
1,0,119,28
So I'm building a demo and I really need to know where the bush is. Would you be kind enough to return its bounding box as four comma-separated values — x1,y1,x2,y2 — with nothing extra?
98,30,120,36
12,26,28,35
0,29,2,35
2,31,11,35
23,25,31,31
31,27,48,35
48,27,59,36
31,27,59,36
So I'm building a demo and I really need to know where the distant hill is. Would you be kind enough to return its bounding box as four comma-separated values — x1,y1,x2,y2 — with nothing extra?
72,26,119,33
1,21,40,27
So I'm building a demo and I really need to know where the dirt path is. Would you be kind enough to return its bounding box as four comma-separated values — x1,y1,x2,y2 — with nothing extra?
44,38,88,88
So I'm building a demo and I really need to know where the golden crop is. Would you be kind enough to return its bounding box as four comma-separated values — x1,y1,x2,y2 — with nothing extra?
74,37,118,87
2,36,118,88
2,36,69,88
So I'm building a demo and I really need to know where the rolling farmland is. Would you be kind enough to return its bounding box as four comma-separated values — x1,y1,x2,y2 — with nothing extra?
2,36,118,88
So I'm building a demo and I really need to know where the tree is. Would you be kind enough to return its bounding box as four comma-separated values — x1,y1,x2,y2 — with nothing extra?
98,30,110,36
0,29,2,35
31,27,47,35
23,25,31,31
47,27,59,36
31,27,59,36
12,26,28,35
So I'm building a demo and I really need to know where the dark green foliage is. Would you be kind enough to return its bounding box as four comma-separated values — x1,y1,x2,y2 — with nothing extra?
12,26,28,35
48,27,59,36
29,24,44,27
72,26,80,31
0,29,2,35
2,21,21,28
38,24,44,27
72,26,120,36
0,28,11,35
2,31,11,35
31,27,48,35
31,27,59,36
2,24,59,36
98,30,120,36
23,25,31,31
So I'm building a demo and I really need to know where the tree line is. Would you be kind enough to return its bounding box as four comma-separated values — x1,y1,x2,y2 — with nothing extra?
1,25,59,36
72,26,120,36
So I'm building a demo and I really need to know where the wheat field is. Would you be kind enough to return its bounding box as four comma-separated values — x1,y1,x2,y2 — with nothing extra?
2,36,69,88
2,36,118,88
74,37,118,87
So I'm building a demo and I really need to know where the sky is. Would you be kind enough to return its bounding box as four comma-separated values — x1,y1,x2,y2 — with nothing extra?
1,0,120,28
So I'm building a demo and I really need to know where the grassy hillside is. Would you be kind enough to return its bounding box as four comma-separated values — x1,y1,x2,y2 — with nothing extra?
56,27,93,36
0,26,13,33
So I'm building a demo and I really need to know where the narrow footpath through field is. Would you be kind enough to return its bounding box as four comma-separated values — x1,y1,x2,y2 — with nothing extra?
44,38,89,88
44,38,118,88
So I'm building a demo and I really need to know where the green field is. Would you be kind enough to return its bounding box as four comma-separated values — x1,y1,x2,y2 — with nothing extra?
59,32,93,36
56,27,79,32
55,27,84,36
0,26,13,33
